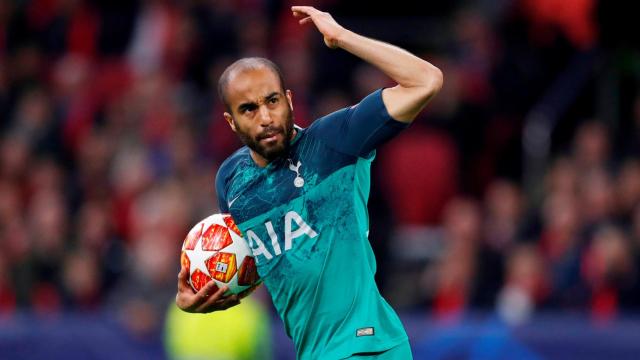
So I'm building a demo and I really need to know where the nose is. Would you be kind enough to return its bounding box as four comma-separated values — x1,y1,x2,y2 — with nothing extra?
258,104,273,126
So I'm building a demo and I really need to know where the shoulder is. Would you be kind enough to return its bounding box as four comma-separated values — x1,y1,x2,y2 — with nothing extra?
306,107,351,136
216,147,250,189
305,88,390,138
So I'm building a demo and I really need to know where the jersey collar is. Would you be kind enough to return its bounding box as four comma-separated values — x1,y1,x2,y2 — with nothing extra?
290,124,304,145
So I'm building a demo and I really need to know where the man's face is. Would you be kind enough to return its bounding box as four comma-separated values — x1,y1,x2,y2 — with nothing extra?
223,67,294,164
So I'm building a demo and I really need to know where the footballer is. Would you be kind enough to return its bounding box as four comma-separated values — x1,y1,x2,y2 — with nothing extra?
176,6,443,359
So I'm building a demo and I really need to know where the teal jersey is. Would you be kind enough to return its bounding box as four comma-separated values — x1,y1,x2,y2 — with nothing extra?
216,89,409,359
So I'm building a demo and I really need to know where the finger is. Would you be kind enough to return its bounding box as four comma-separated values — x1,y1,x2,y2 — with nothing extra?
176,288,194,311
195,286,233,313
221,298,241,310
177,267,190,292
213,284,229,299
299,17,312,25
191,281,220,307
291,6,318,16
194,293,220,313
197,295,238,313
291,5,312,12
215,295,241,311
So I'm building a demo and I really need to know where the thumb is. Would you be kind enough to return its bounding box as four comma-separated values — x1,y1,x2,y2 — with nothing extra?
178,267,189,291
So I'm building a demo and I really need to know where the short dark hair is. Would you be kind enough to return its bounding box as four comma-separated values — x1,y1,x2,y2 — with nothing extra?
217,57,286,113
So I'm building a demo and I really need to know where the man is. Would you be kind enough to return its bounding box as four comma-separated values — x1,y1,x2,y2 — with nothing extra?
176,6,442,359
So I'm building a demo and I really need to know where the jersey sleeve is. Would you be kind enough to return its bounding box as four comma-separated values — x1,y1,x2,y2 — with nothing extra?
307,88,410,157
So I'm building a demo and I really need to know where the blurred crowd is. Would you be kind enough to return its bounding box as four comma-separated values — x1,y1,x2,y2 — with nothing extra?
0,0,639,342
377,122,640,325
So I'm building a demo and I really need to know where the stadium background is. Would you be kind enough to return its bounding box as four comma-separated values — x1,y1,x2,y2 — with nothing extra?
1,0,639,358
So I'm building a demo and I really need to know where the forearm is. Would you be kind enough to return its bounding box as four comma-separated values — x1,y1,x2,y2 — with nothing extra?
335,30,442,90
291,5,443,122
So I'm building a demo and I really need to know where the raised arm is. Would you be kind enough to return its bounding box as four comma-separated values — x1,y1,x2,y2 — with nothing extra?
292,6,443,123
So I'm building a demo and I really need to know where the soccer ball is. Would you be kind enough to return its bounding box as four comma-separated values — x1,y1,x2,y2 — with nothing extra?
181,213,260,295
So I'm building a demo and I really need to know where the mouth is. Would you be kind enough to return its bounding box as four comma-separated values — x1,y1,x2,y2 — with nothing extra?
259,131,282,143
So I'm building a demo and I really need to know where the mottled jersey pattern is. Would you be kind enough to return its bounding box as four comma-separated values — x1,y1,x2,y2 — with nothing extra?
216,89,409,359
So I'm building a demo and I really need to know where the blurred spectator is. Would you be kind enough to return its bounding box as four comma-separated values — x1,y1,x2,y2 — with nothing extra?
422,197,503,320
615,159,640,221
572,121,611,174
74,199,126,292
578,167,616,226
538,189,583,307
108,180,190,337
28,188,68,284
108,227,177,338
61,249,101,310
127,0,178,77
581,225,640,321
484,179,524,252
0,133,31,182
544,156,578,195
496,244,550,325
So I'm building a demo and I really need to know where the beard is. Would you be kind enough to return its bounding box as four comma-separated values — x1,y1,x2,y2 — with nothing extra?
235,107,294,163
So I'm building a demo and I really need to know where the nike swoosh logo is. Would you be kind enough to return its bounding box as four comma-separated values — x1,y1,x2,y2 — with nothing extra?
228,195,241,208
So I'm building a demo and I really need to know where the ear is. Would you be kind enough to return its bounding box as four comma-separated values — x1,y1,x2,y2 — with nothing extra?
224,112,237,133
286,89,293,111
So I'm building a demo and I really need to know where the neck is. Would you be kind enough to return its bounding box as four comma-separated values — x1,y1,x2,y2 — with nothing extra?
250,127,297,168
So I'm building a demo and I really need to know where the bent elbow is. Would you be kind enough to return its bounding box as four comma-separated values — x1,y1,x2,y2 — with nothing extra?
424,64,443,98
411,64,443,106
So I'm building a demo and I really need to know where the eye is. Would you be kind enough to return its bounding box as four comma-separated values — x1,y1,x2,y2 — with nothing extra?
269,97,279,104
240,104,258,114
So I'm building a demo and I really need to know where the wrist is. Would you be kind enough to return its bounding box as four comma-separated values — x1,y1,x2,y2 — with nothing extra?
335,29,354,49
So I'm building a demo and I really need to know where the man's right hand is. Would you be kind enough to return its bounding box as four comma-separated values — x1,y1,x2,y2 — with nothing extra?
175,267,241,313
